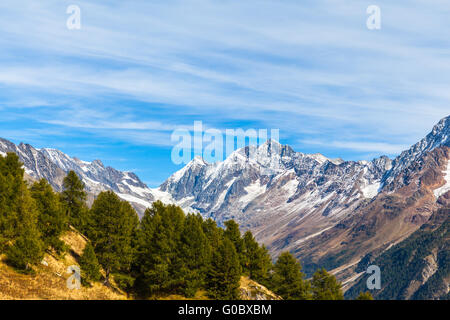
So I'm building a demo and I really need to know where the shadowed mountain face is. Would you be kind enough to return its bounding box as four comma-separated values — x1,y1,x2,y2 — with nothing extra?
345,206,449,300
1,116,449,298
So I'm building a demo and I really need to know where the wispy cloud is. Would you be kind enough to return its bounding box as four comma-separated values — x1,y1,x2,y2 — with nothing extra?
0,0,449,182
300,139,409,155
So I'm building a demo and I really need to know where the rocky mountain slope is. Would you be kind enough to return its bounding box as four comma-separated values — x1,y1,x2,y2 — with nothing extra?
298,144,449,274
345,206,449,300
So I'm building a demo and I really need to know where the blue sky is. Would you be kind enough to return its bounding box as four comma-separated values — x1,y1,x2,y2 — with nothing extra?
0,0,449,187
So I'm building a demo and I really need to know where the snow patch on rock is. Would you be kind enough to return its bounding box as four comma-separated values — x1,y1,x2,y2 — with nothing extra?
434,159,450,198
241,180,267,204
116,193,152,209
361,181,381,198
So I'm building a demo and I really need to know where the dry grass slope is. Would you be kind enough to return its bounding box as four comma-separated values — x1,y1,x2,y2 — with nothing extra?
240,276,281,300
0,228,126,300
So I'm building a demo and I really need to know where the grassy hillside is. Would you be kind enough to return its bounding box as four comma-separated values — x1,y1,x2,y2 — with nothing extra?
0,227,126,300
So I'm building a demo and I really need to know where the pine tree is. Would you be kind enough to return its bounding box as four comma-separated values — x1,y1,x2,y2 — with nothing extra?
311,268,344,300
30,179,67,253
256,245,273,285
0,153,44,270
224,220,245,268
5,183,44,271
135,204,169,296
135,201,185,296
79,242,102,284
88,191,139,285
113,273,135,295
242,231,272,283
270,252,311,300
202,218,223,250
206,238,241,300
164,203,186,292
0,153,27,247
179,213,211,297
6,224,43,271
61,171,88,232
356,291,374,300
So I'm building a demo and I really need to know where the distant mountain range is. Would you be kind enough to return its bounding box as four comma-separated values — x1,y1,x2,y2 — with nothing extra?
0,138,158,212
1,115,449,299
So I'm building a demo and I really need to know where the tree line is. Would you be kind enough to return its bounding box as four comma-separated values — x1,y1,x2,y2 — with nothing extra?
0,153,372,300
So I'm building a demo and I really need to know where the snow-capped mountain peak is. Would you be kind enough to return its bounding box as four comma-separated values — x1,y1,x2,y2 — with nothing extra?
1,115,448,233
156,137,394,227
155,115,449,234
383,115,450,186
0,139,157,215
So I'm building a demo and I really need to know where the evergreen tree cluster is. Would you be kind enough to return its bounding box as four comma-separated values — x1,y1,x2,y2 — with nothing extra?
0,153,87,272
0,153,351,300
132,202,271,299
1,153,58,271
267,252,346,300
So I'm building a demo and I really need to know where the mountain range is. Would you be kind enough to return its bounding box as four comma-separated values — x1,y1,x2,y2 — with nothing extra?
1,115,449,299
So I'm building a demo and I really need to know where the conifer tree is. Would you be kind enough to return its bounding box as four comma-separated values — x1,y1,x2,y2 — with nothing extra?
311,268,344,300
0,153,44,270
164,203,186,291
242,231,272,283
5,184,44,272
6,223,43,271
224,220,245,268
79,242,101,284
88,191,139,285
270,252,311,300
356,291,374,300
242,231,255,275
206,238,241,300
0,153,27,246
31,179,67,253
113,273,135,295
61,171,88,231
135,201,185,296
179,213,211,297
256,245,273,284
202,218,223,250
135,204,168,296
5,184,44,270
